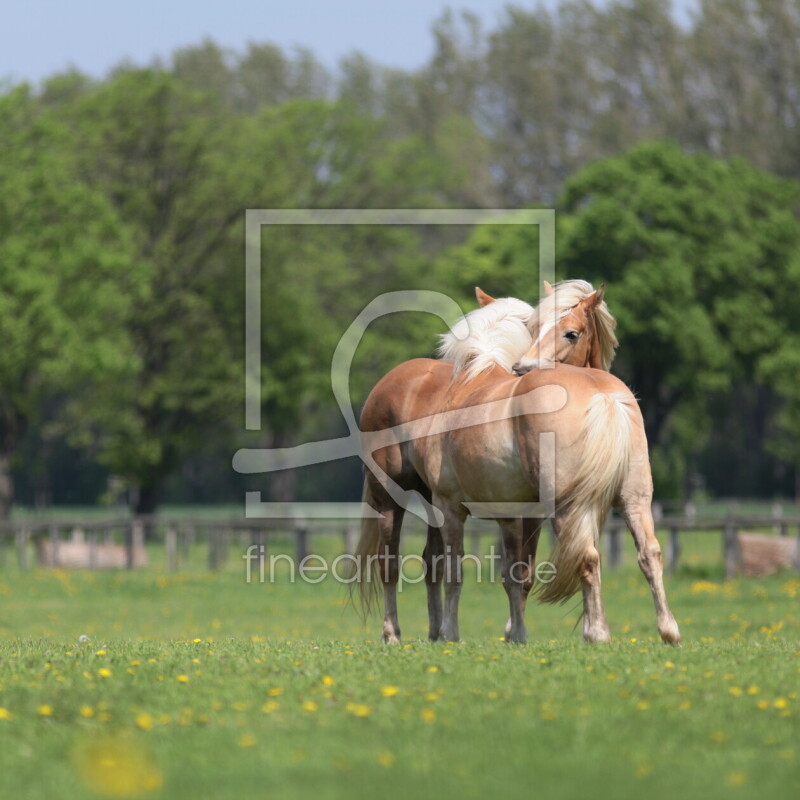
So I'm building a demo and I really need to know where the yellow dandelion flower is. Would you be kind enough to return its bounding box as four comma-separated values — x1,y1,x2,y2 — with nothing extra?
774,698,789,710
727,772,747,786
380,686,400,697
302,701,318,712
322,676,334,687
267,687,283,697
427,666,439,674
192,638,202,643
238,733,257,748
72,734,162,796
352,704,370,718
679,701,691,710
710,731,727,743
38,705,53,717
176,674,189,683
97,668,112,678
79,706,95,719
135,712,154,731
261,701,280,714
729,687,743,697
425,692,439,702
130,660,141,667
95,650,106,656
232,702,247,712
377,750,395,768
746,686,759,695
636,701,649,711
0,708,13,721
757,699,770,710
420,708,436,723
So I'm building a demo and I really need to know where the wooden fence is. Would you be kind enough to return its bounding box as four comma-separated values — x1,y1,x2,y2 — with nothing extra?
0,509,798,579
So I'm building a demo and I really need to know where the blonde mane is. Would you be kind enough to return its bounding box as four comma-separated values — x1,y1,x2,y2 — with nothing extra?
437,297,535,380
437,280,618,380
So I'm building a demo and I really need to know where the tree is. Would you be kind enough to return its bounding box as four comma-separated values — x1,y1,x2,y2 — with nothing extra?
559,141,800,495
0,87,136,517
57,70,245,513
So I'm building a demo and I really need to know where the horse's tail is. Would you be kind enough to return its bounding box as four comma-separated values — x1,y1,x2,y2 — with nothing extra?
537,391,634,604
348,478,383,618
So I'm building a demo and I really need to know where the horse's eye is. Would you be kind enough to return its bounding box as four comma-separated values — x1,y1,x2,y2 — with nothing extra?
564,330,580,342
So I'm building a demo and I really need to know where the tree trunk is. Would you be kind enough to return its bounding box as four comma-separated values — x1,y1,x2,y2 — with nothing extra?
0,451,13,521
135,482,161,516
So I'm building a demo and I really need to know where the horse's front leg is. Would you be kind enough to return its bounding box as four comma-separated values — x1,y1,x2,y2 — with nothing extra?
501,518,542,642
497,519,527,643
423,526,444,641
435,499,467,642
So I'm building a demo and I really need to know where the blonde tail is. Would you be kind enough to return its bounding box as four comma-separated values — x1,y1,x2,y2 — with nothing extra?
348,479,383,617
537,391,634,604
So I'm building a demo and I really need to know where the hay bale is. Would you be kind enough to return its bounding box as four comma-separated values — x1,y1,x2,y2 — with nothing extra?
737,533,798,577
36,539,148,569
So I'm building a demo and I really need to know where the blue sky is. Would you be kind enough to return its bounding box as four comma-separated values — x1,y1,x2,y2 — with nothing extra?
1,0,696,85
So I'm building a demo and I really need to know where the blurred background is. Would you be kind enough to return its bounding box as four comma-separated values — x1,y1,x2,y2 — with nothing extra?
2,0,800,519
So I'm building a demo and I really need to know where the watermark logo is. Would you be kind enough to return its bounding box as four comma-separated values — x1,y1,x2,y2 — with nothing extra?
242,544,557,590
232,209,557,524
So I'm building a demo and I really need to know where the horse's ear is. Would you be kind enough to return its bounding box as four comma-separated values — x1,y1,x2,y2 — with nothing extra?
588,284,605,309
475,287,496,307
543,281,554,296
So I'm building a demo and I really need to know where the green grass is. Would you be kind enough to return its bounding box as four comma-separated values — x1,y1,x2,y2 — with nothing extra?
0,533,798,800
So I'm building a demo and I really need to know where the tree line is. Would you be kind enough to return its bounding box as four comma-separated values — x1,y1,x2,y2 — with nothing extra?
2,0,800,516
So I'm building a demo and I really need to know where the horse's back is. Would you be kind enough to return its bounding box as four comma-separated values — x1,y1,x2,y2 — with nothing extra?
360,358,452,431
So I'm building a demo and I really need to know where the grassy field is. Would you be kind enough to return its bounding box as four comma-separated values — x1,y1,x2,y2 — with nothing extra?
0,529,798,800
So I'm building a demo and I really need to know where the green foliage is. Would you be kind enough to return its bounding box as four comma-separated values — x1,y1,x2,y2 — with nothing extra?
0,87,136,511
559,141,800,492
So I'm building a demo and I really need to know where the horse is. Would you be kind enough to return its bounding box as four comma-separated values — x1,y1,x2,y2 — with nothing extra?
353,282,680,647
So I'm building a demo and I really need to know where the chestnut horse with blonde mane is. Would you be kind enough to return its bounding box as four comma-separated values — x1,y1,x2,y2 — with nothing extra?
354,280,680,647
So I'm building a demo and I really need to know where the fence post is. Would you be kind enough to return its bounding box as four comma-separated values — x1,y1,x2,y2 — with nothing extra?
208,527,220,571
344,525,357,555
16,526,29,571
471,526,481,558
607,526,621,569
296,523,309,564
669,527,680,575
166,526,177,572
88,529,98,569
127,519,143,569
723,519,738,580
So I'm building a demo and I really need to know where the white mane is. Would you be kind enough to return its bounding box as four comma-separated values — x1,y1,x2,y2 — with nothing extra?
437,297,535,380
436,280,619,381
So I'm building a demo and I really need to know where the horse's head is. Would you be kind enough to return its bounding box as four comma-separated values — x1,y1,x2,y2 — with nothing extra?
511,284,609,375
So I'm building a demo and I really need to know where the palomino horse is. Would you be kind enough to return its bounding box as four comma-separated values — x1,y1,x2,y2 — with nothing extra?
354,282,680,646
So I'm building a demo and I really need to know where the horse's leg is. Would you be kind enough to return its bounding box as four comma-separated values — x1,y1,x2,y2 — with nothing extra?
423,525,444,641
497,519,527,643
552,513,612,643
436,499,467,643
378,500,405,645
616,489,681,645
516,518,542,629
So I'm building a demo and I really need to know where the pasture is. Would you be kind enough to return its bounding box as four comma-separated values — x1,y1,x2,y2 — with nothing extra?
0,530,797,800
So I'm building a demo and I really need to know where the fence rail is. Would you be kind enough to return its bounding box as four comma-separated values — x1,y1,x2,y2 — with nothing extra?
1,511,799,579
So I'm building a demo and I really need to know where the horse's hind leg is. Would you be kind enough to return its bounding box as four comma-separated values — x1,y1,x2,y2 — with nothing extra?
423,525,444,641
616,468,681,645
618,500,681,644
503,518,541,641
551,512,612,643
379,502,406,644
